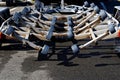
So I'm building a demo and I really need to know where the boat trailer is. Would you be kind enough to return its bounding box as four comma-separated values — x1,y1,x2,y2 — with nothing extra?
0,0,120,60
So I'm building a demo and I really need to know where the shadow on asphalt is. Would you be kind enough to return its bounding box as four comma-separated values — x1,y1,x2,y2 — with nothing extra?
95,63,120,67
0,44,33,50
1,43,120,66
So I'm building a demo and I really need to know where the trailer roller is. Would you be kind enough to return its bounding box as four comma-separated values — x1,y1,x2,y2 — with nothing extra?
93,6,100,14
99,10,107,21
71,44,79,54
74,5,100,29
38,45,49,60
90,3,95,8
12,12,22,24
0,0,119,60
3,26,14,35
108,22,116,33
84,1,90,7
40,45,50,54
21,7,32,16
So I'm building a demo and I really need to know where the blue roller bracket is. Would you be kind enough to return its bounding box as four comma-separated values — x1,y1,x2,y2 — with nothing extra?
12,12,22,24
35,0,44,12
4,26,14,35
71,44,79,54
84,1,90,7
108,23,116,33
21,7,31,15
67,16,73,26
93,6,100,14
46,17,57,40
67,16,73,31
41,45,50,54
99,10,107,21
67,16,74,39
90,3,95,8
68,27,73,31
67,30,74,39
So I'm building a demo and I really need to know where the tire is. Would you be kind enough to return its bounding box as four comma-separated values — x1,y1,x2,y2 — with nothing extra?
6,0,13,6
108,23,116,34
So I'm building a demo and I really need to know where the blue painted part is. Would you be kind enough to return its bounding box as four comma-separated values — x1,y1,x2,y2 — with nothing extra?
12,12,22,24
94,6,100,13
21,7,31,15
0,7,10,26
51,25,55,31
67,16,72,21
68,20,73,26
84,1,90,7
46,30,54,40
90,3,95,8
99,10,107,21
67,16,73,31
35,0,44,12
51,17,57,26
41,45,49,54
5,26,14,35
71,44,79,54
108,23,116,33
68,26,73,31
67,30,73,39
46,17,57,40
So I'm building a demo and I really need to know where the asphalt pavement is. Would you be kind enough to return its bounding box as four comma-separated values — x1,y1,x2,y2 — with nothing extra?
0,40,120,80
1,2,120,80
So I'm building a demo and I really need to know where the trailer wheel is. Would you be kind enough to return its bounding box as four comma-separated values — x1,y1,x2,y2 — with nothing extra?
6,0,13,6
